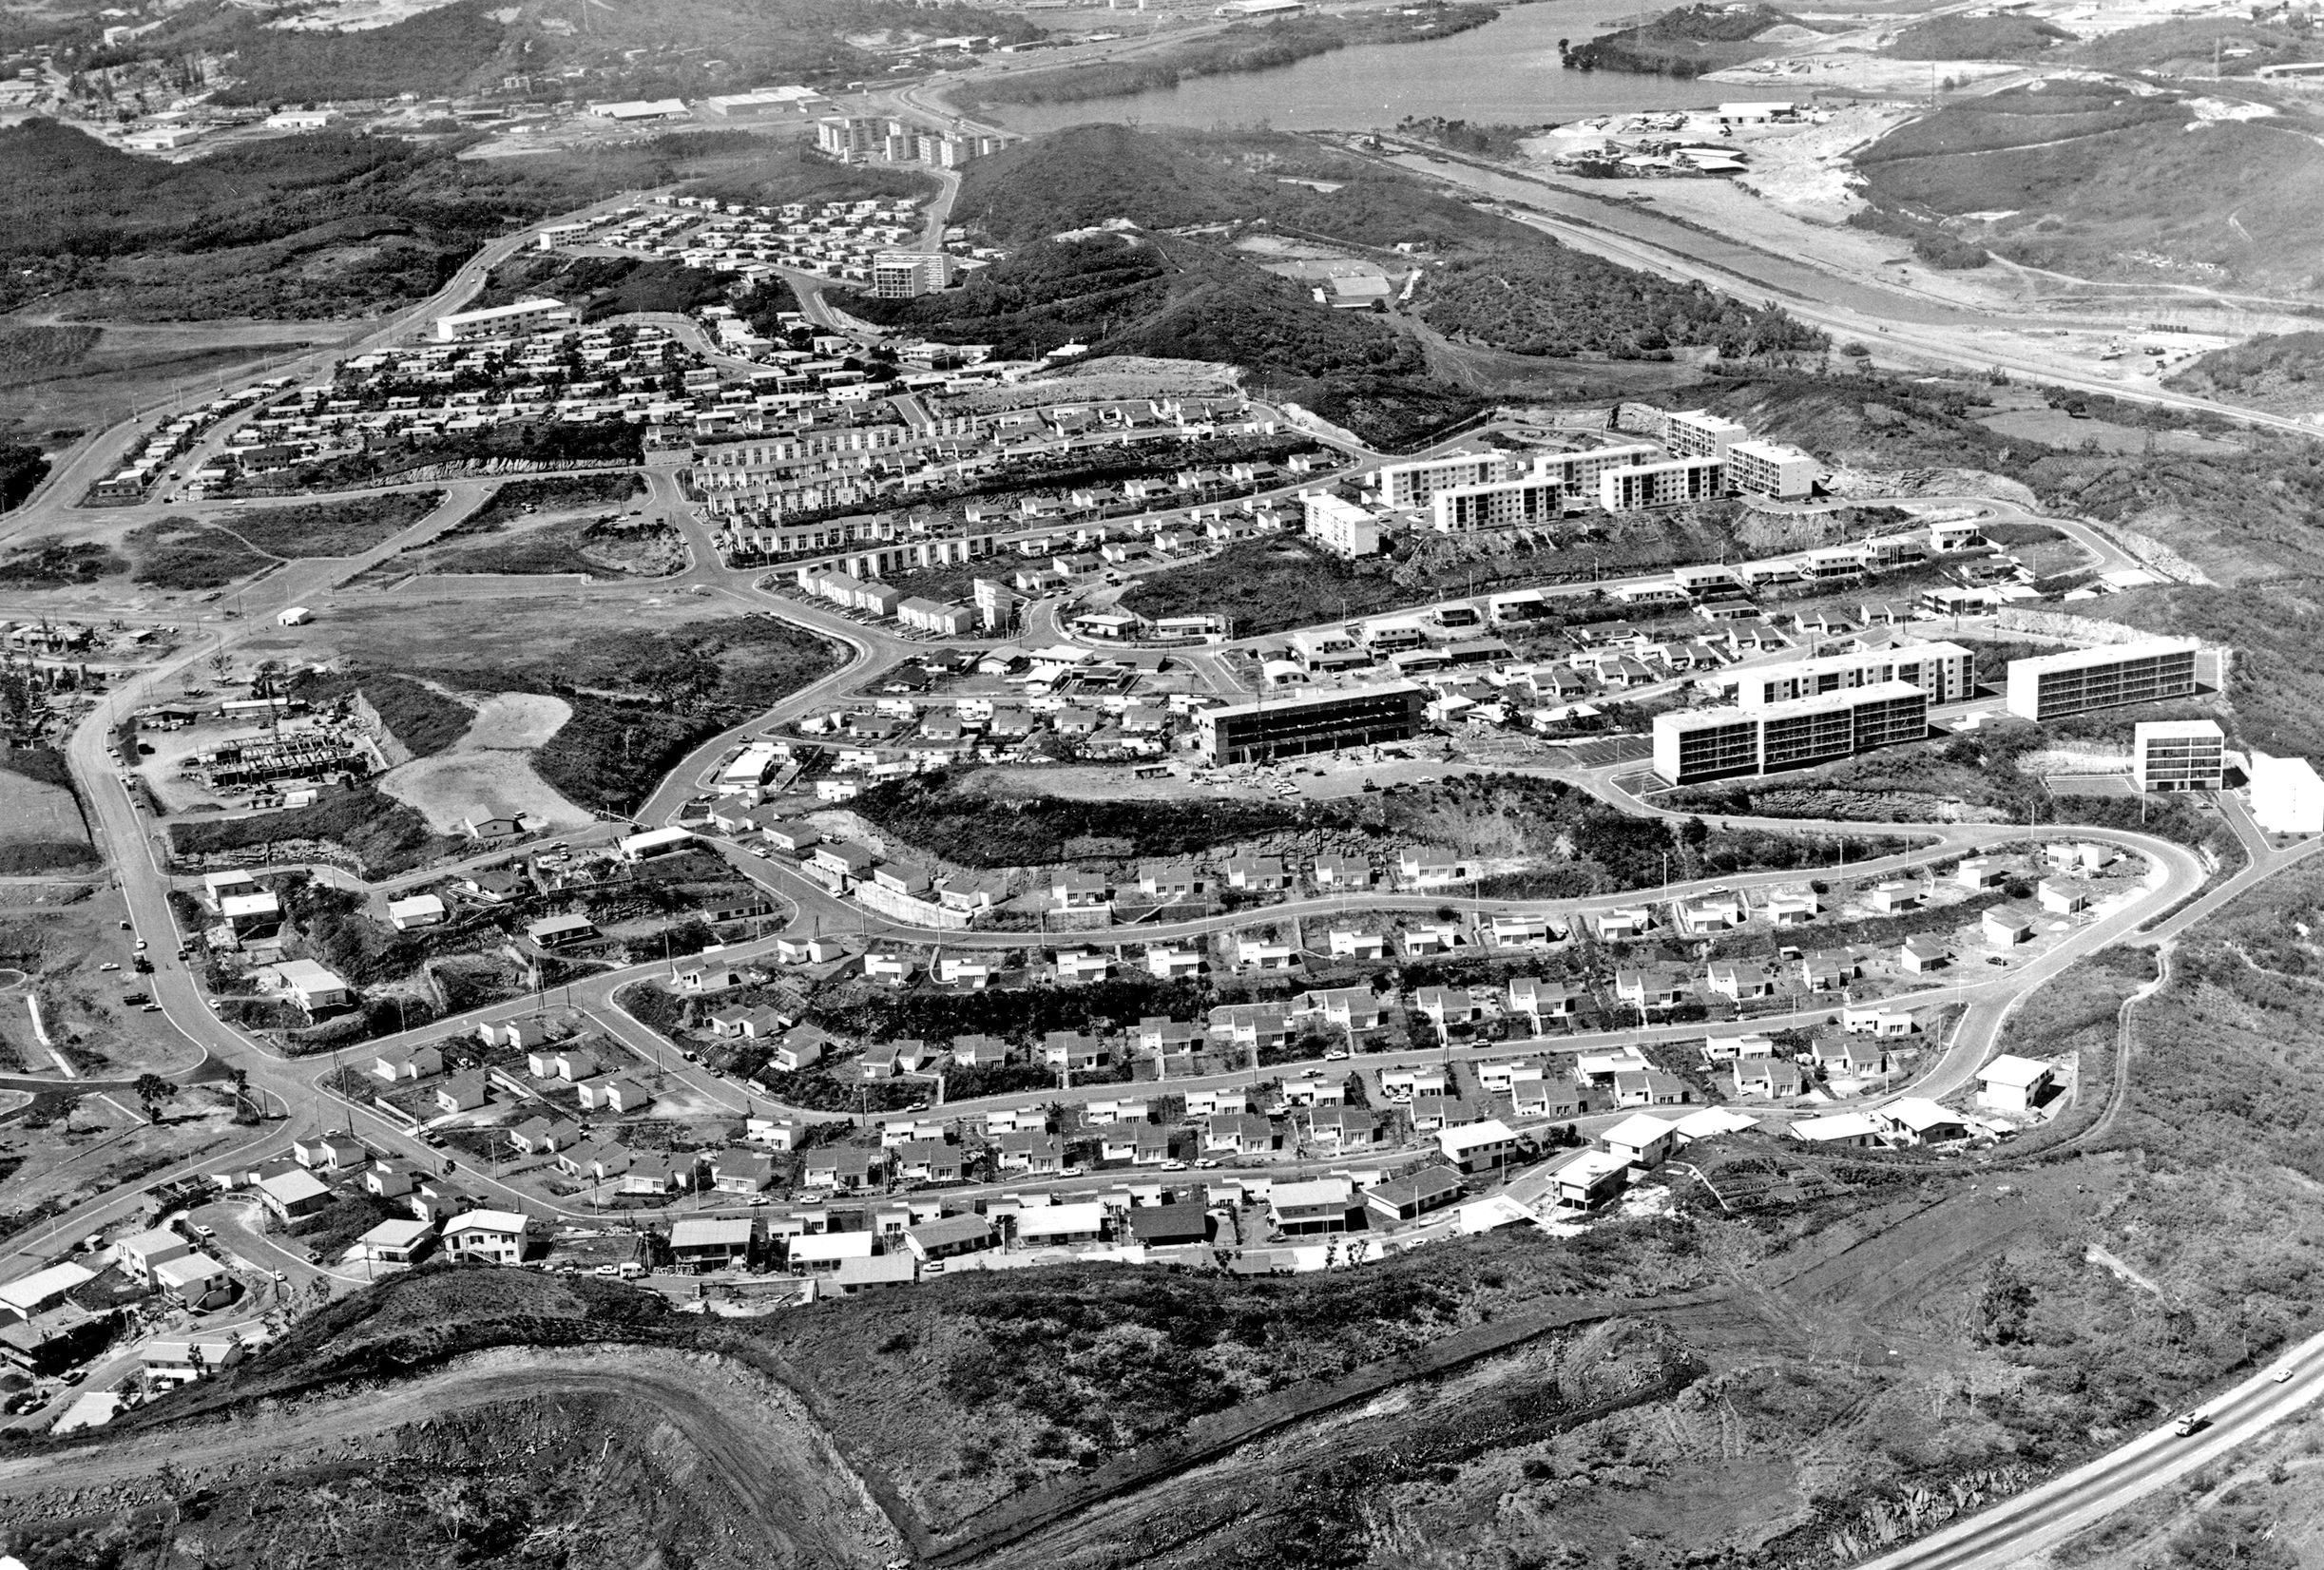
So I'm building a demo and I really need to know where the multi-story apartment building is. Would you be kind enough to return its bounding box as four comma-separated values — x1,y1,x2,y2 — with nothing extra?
1375,451,1521,509
871,252,953,298
1198,683,1426,765
1529,442,1659,496
1734,641,1977,709
1431,474,1562,532
2004,637,2200,720
1304,492,1384,558
2133,718,2225,792
1601,456,1726,511
1652,681,1930,784
1662,409,1751,460
1727,439,1820,500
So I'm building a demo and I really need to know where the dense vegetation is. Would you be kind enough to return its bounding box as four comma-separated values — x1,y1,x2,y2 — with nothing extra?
207,0,509,103
476,255,736,323
1559,3,1797,75
1392,117,1541,159
0,441,48,508
2163,330,2324,413
165,784,457,879
1415,250,1827,359
1882,12,2072,58
853,770,1314,868
956,4,1495,105
239,419,642,493
0,537,124,586
916,125,1819,445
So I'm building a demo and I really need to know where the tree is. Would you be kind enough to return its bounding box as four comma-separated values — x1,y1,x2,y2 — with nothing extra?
132,1073,176,1123
1972,1256,2035,1347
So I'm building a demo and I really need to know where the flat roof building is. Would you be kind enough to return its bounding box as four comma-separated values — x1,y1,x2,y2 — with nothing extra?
1374,451,1519,510
1431,474,1562,533
1662,409,1751,460
1197,682,1424,765
872,252,953,299
1652,680,1929,785
1735,641,1975,709
2133,718,2224,793
2004,637,2199,721
1529,443,1658,494
1601,456,1725,512
435,297,577,342
2252,751,2324,835
1726,439,1819,500
1304,491,1384,559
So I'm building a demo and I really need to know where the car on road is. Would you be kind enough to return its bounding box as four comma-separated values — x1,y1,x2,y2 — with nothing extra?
2273,1365,2295,1383
270,1270,287,1284
2171,1410,2209,1437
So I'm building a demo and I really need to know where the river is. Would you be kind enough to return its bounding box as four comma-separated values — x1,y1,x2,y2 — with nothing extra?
983,0,1725,135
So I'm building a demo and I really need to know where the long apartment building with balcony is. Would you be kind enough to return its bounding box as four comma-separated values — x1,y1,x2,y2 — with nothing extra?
1733,641,1977,709
1652,680,1931,785
2004,637,2200,721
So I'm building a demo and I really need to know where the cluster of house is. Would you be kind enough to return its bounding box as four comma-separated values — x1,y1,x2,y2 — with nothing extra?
696,393,1296,540
86,379,289,504
814,115,1015,173
0,1224,240,1378
561,193,952,305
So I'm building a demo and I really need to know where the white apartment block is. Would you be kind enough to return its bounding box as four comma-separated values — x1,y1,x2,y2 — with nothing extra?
1662,409,1751,460
1530,442,1659,494
872,252,953,298
2133,718,2224,792
1727,439,1819,500
1653,680,1930,785
2252,752,2324,834
1735,641,1976,709
1304,491,1384,558
1601,456,1726,511
2004,637,2200,720
1375,451,1520,509
1431,474,1562,532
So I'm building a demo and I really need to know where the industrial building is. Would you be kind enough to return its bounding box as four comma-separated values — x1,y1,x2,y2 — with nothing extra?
1734,641,1976,710
2132,718,2225,792
2003,637,2200,720
702,86,827,118
1198,683,1425,765
1727,439,1820,500
1374,451,1520,510
1601,456,1726,511
1432,474,1562,532
871,252,954,298
1304,491,1383,558
1652,681,1930,785
1662,409,1751,460
2252,752,2324,835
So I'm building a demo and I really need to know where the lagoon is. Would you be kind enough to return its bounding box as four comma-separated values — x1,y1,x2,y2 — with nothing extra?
985,0,1724,135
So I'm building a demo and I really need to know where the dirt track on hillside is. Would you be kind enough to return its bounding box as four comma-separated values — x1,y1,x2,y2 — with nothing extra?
0,1345,903,1568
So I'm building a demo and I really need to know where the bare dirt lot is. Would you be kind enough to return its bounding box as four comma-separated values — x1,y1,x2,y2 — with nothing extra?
375,692,591,833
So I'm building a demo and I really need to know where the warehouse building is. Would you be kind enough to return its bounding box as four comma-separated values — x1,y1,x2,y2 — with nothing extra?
1735,641,1976,710
2004,637,2199,720
1198,682,1425,765
2133,718,2225,793
1652,680,1930,784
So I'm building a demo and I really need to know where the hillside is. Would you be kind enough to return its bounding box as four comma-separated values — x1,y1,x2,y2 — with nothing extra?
1882,12,2074,60
0,120,794,319
2161,330,2324,417
1560,3,1802,76
1849,83,2324,288
926,125,1823,443
955,3,1497,107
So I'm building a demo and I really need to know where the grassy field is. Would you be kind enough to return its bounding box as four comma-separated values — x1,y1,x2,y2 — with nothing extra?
222,491,444,558
0,748,93,874
125,518,275,589
1851,84,2324,288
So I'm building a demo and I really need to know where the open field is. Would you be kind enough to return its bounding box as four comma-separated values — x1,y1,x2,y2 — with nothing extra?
0,316,332,442
0,749,94,874
222,490,444,558
376,693,592,833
